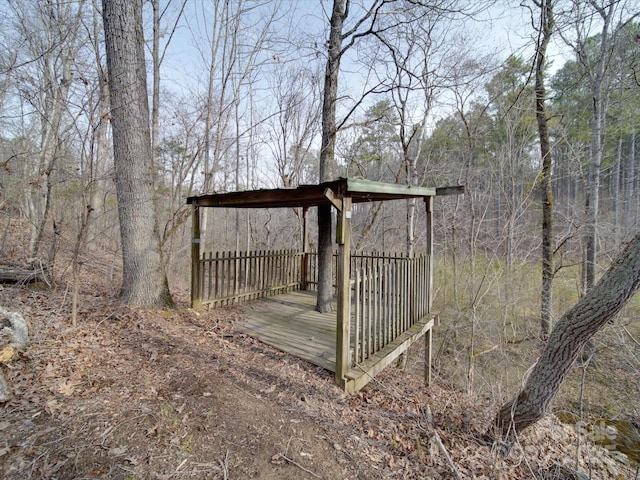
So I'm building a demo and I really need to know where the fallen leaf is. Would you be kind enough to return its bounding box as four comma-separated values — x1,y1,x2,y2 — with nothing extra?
57,378,82,397
45,399,62,416
0,345,16,363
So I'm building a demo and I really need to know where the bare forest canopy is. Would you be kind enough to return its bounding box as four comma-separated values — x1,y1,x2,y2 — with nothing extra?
1,0,639,258
1,0,640,472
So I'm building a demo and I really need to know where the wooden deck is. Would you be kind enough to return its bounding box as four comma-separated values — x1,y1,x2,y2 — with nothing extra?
239,291,338,372
238,290,436,392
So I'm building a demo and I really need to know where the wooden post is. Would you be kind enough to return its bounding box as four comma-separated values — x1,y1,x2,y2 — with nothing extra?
335,196,352,387
191,202,202,311
424,196,434,385
425,318,433,386
301,206,309,290
425,196,433,312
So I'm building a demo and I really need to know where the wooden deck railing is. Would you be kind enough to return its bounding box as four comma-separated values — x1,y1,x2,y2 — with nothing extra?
198,251,430,364
304,251,412,291
199,250,412,306
199,250,304,307
350,254,430,365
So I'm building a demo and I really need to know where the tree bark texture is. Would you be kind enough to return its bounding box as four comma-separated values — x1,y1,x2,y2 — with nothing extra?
102,0,172,306
316,0,345,313
535,0,555,339
496,230,640,439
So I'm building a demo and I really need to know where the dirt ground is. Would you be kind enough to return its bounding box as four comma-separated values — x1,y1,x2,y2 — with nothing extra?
0,281,636,479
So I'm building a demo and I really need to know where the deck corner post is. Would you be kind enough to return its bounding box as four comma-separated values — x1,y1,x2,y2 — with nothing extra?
424,196,434,313
425,324,432,386
191,202,203,311
301,206,310,290
424,196,434,386
335,196,352,387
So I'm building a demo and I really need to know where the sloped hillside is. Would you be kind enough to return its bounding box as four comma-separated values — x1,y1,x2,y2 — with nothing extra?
0,276,635,479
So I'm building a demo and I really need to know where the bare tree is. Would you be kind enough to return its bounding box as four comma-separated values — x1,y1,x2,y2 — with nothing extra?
149,0,188,175
559,1,639,292
193,0,283,249
6,0,88,258
532,0,555,339
265,64,321,188
371,5,470,256
102,0,172,306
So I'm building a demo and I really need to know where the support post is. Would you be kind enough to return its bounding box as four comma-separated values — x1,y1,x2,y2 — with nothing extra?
301,206,310,290
335,196,352,387
424,196,434,386
425,196,433,312
191,202,202,311
425,317,434,386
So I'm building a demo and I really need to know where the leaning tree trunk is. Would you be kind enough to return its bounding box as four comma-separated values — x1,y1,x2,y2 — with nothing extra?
102,0,172,306
495,230,640,440
316,0,345,313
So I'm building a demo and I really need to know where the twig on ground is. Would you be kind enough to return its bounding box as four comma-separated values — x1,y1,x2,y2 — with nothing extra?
94,312,116,333
278,453,321,478
622,324,640,347
175,457,188,472
422,405,462,480
218,450,229,480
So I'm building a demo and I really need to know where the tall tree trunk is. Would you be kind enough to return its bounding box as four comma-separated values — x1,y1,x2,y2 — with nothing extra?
624,133,635,229
495,230,640,441
583,89,603,292
200,0,223,250
102,0,172,306
581,1,615,293
151,0,161,179
89,0,110,243
535,0,555,339
612,137,622,245
404,123,424,258
316,0,345,313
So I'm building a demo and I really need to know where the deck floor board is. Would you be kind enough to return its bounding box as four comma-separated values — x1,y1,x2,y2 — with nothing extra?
237,290,435,392
238,291,338,372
